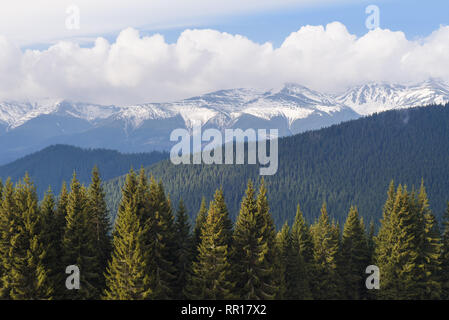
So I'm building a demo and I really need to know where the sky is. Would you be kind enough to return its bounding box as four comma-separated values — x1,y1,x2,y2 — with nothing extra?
0,0,448,105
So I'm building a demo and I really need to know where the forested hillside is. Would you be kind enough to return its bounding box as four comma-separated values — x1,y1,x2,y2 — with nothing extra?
0,145,168,198
1,169,448,300
104,104,449,226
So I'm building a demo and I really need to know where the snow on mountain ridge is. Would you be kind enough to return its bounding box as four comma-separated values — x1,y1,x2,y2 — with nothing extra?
1,80,448,131
336,80,449,115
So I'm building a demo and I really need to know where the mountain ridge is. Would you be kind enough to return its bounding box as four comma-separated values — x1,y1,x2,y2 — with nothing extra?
0,79,448,164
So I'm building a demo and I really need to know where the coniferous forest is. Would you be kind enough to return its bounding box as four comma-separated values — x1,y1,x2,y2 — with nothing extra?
1,166,449,300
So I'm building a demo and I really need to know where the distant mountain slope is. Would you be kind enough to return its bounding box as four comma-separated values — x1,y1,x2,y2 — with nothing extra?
1,80,448,165
104,104,449,227
336,79,449,115
0,83,359,164
0,145,168,198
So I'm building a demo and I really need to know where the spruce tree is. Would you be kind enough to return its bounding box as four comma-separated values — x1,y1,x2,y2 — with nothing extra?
290,203,314,299
375,185,423,299
8,175,52,299
0,179,16,298
87,166,112,292
104,170,151,300
341,206,369,299
193,197,208,260
145,175,177,299
39,187,62,298
310,203,341,299
416,182,442,299
231,180,278,299
62,173,100,299
275,223,290,299
174,199,193,299
441,202,449,299
187,189,234,300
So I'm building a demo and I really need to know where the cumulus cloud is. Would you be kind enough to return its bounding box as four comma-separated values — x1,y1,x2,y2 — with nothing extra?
1,22,449,105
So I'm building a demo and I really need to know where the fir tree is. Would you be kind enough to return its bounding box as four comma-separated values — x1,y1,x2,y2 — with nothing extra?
62,173,100,299
290,203,314,299
87,166,112,292
187,189,235,300
39,188,62,298
341,206,369,299
0,179,17,298
193,197,208,260
416,182,442,299
441,202,449,298
8,175,52,299
310,203,341,299
231,180,278,299
145,175,177,299
103,170,151,300
174,199,193,299
275,223,290,299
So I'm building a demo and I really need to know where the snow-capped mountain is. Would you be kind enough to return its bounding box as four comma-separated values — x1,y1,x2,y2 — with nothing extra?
336,79,449,115
0,80,448,165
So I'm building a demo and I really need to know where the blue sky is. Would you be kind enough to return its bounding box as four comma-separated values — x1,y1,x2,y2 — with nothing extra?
130,0,449,47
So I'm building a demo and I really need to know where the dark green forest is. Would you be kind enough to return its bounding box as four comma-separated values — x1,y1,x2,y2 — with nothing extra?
1,168,449,300
104,104,449,227
0,145,168,198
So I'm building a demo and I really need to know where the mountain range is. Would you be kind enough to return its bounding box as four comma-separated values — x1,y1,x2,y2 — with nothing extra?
1,103,449,227
0,79,448,165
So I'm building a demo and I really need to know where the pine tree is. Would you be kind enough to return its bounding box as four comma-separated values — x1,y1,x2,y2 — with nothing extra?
231,180,278,299
416,182,442,299
145,175,177,299
39,187,62,298
63,173,100,299
366,219,376,265
441,202,449,299
341,206,369,299
290,203,313,299
187,189,235,300
8,175,52,299
310,203,341,299
104,170,151,300
174,199,193,299
0,179,16,298
275,223,290,299
87,166,112,292
193,197,208,260
375,184,423,299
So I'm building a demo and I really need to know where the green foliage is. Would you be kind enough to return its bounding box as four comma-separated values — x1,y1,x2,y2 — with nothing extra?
2,166,449,300
62,174,101,299
174,200,193,299
341,206,369,299
87,166,112,291
187,189,235,300
0,144,168,199
231,180,278,299
310,203,342,299
104,170,151,300
104,104,449,229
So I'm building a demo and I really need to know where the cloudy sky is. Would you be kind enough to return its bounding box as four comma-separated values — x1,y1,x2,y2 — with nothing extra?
0,0,448,105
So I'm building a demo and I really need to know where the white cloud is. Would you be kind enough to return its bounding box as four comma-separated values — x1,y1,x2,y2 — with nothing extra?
1,22,449,105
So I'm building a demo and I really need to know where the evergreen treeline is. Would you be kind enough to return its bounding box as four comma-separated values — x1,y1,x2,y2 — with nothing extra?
1,168,449,300
104,104,449,227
